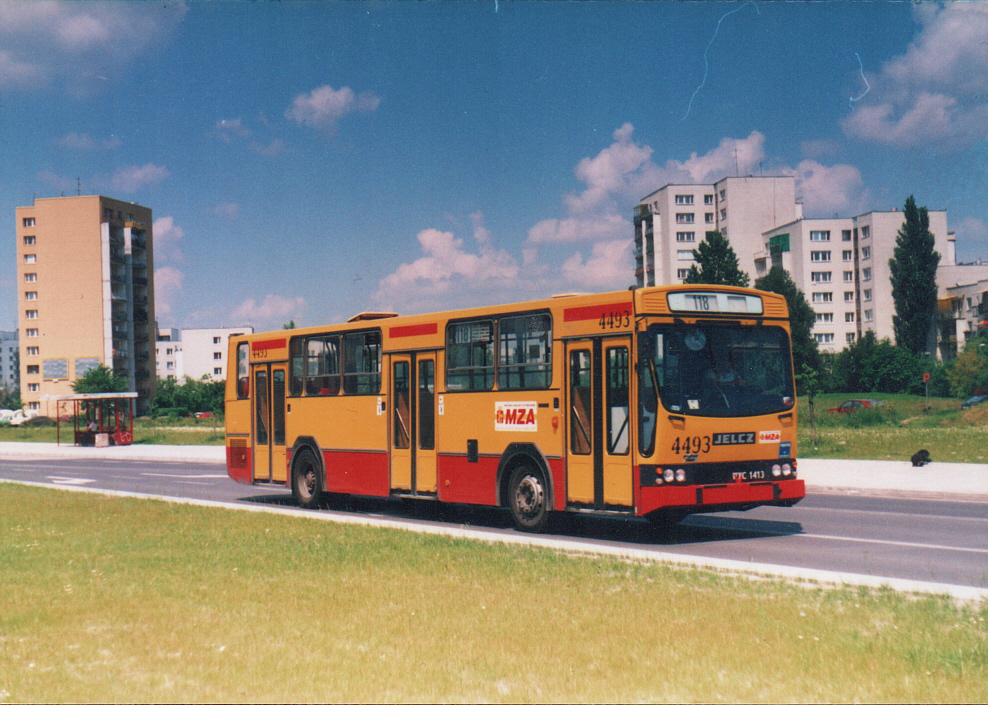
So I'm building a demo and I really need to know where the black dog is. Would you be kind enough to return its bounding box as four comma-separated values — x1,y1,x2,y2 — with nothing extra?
911,449,931,467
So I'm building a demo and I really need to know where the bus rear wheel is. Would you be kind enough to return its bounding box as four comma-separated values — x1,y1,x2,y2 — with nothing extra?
508,464,550,533
291,448,323,510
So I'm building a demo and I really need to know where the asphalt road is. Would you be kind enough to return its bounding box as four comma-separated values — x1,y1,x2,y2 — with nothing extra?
2,456,985,595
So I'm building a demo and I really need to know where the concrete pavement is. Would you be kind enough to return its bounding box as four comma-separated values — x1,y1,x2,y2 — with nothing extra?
1,441,986,500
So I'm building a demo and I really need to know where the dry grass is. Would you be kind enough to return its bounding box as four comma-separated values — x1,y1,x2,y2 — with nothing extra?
1,484,985,703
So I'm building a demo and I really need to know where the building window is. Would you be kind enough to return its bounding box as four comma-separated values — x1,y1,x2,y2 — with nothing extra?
213,352,223,360
23,254,36,264
842,250,853,262
810,251,831,262
844,291,855,302
25,310,38,319
816,313,834,323
861,246,871,260
22,217,36,227
861,226,870,239
862,267,872,281
811,271,832,283
843,271,854,283
813,333,835,344
676,231,695,242
214,367,223,376
677,250,695,261
213,336,221,345
842,230,852,241
864,309,873,322
705,213,714,223
811,292,833,303
24,273,37,283
845,312,856,323
27,346,39,355
23,236,36,246
810,230,831,242
674,195,694,205
719,208,727,220
864,289,872,302
719,189,726,200
25,292,37,301
166,361,174,370
677,269,691,280
27,401,39,411
26,365,39,375
27,383,39,393
704,194,714,205
675,213,694,224
26,328,38,338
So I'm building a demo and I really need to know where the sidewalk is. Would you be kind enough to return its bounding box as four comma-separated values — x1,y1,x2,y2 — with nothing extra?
1,442,986,500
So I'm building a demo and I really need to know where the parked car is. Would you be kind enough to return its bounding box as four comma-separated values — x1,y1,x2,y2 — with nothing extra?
827,399,888,414
193,411,214,419
960,395,987,409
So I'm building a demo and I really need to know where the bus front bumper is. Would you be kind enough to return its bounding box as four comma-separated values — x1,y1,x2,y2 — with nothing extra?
639,478,805,516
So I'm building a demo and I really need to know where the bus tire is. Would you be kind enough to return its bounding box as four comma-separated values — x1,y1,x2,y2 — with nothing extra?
291,448,323,510
508,463,551,533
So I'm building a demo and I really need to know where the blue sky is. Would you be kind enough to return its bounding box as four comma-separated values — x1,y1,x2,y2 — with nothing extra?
1,1,986,332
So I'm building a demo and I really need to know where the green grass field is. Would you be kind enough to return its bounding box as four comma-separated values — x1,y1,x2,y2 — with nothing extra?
1,484,985,703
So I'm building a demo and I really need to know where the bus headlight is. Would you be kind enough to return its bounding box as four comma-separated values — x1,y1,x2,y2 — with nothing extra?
663,468,675,483
782,463,792,476
772,464,782,477
675,469,686,483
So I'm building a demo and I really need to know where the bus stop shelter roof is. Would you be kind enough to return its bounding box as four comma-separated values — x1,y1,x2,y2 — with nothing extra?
46,392,139,402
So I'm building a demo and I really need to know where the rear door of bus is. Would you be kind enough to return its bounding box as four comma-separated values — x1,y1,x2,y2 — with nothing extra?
389,352,438,495
252,363,287,483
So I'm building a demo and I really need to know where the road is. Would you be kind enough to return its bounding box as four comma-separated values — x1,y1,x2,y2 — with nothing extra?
1,456,985,595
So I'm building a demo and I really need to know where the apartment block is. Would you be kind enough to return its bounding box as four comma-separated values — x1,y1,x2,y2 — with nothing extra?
15,196,156,415
635,176,802,287
0,331,19,392
156,326,253,382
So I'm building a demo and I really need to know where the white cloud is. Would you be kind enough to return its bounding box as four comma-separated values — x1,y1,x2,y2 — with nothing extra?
109,163,169,193
154,266,184,318
0,1,187,96
787,160,866,217
526,213,629,245
210,203,240,221
153,216,185,264
285,84,381,132
561,240,634,291
841,2,988,148
215,118,252,143
231,294,308,327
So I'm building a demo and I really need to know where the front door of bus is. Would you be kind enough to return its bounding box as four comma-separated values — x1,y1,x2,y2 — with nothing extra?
565,338,633,509
390,353,438,495
252,363,287,483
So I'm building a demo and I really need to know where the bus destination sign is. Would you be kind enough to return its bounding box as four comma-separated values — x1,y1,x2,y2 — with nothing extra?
667,292,764,315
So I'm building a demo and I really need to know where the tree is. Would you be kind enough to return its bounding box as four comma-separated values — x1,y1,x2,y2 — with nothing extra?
945,330,988,397
829,332,921,394
0,386,21,411
755,266,820,383
684,231,750,287
890,195,940,355
283,320,297,329
72,365,129,394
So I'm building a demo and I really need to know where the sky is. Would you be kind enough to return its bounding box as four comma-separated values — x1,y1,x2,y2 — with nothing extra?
1,1,986,333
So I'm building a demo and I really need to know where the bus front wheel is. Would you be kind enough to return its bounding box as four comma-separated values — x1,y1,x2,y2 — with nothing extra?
292,448,323,510
508,464,550,533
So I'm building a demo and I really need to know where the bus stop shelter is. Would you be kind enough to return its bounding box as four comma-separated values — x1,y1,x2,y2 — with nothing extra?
49,392,138,447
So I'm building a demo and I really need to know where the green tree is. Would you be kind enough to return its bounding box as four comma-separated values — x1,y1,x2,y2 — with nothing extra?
72,365,129,394
150,376,225,417
945,330,988,397
755,266,819,385
684,231,750,287
830,332,921,394
0,386,21,411
890,195,940,355
283,320,297,329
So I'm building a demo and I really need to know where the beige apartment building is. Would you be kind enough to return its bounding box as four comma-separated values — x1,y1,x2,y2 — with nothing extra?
16,196,156,415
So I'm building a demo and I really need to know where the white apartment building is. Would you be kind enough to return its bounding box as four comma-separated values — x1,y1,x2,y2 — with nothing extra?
634,176,802,287
636,175,987,355
155,326,253,382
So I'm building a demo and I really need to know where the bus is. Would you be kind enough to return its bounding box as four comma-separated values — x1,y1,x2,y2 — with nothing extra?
225,284,804,532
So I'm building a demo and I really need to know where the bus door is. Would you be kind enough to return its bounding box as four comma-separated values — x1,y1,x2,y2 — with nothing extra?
252,363,287,483
565,337,634,510
390,353,438,495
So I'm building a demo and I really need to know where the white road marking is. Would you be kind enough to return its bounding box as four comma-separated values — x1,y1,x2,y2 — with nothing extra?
798,532,988,554
141,473,229,479
47,476,96,486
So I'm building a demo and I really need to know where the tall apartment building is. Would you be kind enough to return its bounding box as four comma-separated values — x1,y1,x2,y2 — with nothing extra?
155,326,253,381
634,176,802,288
15,196,156,415
0,331,19,391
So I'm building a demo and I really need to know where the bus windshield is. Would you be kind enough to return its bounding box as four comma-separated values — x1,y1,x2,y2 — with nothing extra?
638,322,794,428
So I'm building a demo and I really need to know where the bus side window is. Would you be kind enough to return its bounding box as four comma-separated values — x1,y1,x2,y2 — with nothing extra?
343,331,382,395
236,342,250,399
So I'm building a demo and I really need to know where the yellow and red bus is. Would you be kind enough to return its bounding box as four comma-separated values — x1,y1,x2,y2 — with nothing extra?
225,285,804,531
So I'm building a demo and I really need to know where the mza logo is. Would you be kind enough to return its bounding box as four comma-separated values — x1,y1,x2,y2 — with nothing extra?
495,401,538,432
758,430,781,443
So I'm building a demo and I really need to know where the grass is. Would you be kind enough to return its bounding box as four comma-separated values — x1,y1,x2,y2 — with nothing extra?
0,484,985,703
797,394,988,463
0,416,224,446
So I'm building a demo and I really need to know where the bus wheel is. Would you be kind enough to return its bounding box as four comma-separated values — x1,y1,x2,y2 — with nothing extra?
291,449,323,510
508,464,550,532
